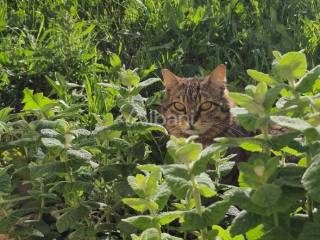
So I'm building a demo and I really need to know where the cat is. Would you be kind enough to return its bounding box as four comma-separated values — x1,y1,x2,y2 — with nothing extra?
161,64,249,185
161,64,248,146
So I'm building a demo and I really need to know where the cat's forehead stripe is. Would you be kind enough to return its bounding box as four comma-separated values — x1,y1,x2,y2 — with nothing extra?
185,83,200,103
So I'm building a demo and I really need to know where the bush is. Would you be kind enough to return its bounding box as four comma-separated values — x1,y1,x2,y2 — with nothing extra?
1,50,320,239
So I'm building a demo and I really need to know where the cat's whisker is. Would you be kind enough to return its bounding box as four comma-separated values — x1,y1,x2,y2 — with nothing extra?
214,123,247,137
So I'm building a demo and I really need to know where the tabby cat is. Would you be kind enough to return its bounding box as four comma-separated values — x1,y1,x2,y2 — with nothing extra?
161,64,248,146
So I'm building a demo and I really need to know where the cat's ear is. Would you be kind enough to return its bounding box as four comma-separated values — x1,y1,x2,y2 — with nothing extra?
204,64,227,88
162,69,180,89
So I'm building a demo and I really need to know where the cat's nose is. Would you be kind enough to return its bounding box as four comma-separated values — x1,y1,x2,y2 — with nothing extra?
188,119,195,129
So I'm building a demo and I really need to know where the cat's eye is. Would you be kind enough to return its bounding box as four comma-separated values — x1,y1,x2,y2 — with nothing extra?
173,102,186,111
199,101,214,111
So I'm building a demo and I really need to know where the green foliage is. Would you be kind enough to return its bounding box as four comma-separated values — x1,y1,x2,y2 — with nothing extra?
116,52,319,239
1,2,320,238
1,0,320,108
0,57,166,238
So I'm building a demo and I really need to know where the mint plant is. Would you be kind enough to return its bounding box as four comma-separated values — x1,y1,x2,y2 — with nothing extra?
1,49,320,239
123,136,233,240
122,164,181,240
122,51,320,240
221,51,320,239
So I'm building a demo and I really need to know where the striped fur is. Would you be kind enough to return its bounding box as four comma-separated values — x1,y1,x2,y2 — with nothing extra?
161,66,241,146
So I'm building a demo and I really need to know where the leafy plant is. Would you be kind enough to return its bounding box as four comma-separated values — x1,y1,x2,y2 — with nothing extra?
1,1,320,238
123,137,233,240
120,50,320,240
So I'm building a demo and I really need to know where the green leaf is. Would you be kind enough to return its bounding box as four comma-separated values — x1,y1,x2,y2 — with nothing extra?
127,174,146,198
41,137,64,150
219,161,236,176
267,131,301,150
120,69,140,87
161,233,183,240
273,51,307,80
272,165,305,188
158,211,183,225
273,186,305,213
175,143,202,163
141,165,161,198
122,215,156,230
231,108,258,131
229,93,264,114
202,200,230,225
238,163,262,189
0,168,11,193
273,51,282,61
216,137,263,152
68,226,96,240
244,224,264,240
94,122,167,135
30,161,66,178
122,198,158,213
254,82,268,104
120,95,146,119
212,225,245,240
109,53,121,68
22,88,58,114
0,107,12,122
67,149,92,161
162,164,191,199
301,155,320,202
56,206,89,233
247,70,276,86
70,128,91,138
230,211,261,237
270,116,313,132
238,156,278,189
141,64,157,79
198,184,216,198
191,145,223,175
251,184,282,208
128,165,162,199
40,129,61,138
196,173,216,198
263,85,283,111
182,200,229,230
131,78,161,95
229,189,270,216
141,228,160,240
35,119,66,130
153,184,171,211
298,222,320,240
296,65,320,93
262,227,295,240
182,210,205,230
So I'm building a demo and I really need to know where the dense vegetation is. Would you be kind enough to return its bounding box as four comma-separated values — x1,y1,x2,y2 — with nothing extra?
1,0,320,107
1,1,320,239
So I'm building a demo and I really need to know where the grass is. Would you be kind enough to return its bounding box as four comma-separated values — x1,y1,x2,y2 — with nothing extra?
1,0,320,107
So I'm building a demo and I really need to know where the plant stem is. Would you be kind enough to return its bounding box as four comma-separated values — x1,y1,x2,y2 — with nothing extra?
264,124,280,227
38,182,45,220
305,137,314,221
186,158,207,239
149,207,162,237
273,211,279,227
192,177,202,214
306,197,314,221
261,122,270,155
191,176,207,240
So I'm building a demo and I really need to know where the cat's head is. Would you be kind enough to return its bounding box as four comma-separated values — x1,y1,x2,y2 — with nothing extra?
161,64,234,138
